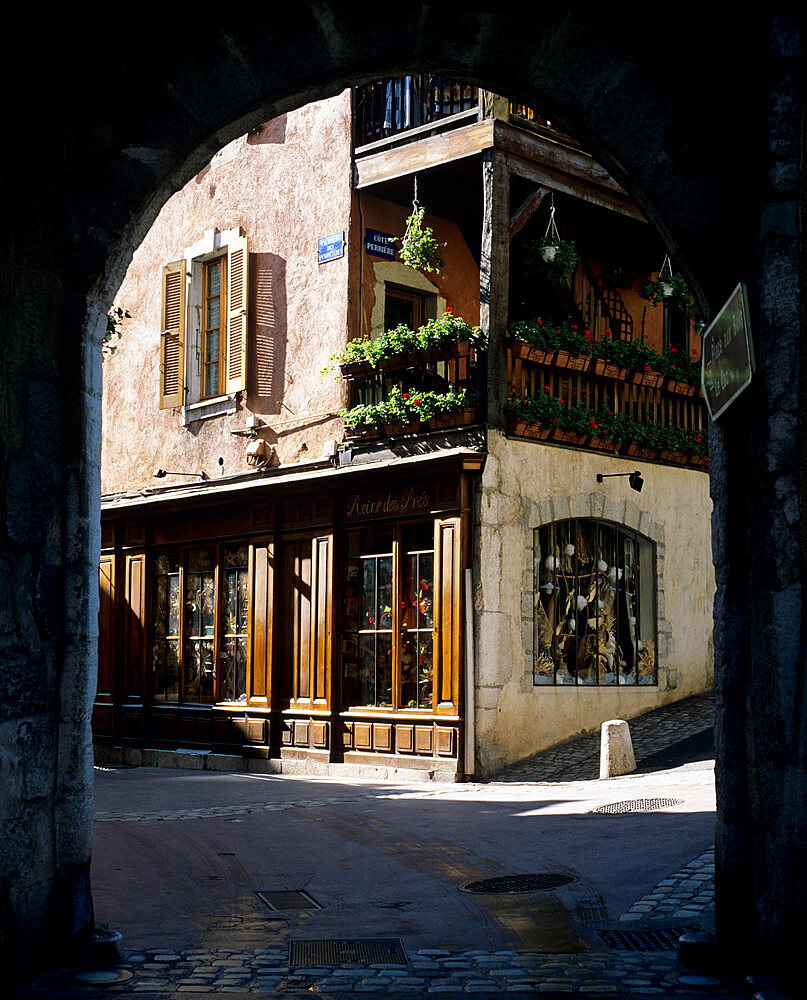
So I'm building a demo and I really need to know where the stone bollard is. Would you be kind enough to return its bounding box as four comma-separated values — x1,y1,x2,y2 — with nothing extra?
599,719,636,778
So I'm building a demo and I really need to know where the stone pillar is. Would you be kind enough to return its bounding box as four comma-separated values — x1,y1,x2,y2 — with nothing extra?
712,16,806,994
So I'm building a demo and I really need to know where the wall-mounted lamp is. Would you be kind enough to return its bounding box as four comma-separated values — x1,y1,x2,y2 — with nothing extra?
152,468,209,481
596,470,644,493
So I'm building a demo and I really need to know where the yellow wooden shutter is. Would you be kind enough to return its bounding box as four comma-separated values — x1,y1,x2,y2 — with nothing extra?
160,260,186,409
226,235,249,393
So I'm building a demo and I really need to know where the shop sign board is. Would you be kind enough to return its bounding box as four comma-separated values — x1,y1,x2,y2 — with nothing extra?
365,229,397,260
701,282,755,420
344,485,431,521
317,231,344,264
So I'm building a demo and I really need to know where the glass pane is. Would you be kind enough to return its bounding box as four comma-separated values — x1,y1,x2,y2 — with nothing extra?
377,634,393,707
207,297,220,332
165,639,180,700
416,632,433,708
207,259,221,295
362,558,376,629
377,556,393,629
168,575,180,636
188,548,214,573
204,361,219,397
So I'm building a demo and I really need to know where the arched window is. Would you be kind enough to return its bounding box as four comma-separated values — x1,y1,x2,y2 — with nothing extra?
534,519,656,686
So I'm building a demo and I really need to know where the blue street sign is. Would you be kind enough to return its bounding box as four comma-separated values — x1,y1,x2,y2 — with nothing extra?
365,228,397,260
318,232,344,264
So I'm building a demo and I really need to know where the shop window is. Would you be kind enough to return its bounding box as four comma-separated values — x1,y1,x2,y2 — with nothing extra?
533,519,656,687
341,522,435,710
159,226,248,419
151,543,249,704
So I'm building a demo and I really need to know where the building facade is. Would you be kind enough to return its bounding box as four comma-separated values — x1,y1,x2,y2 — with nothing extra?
96,80,713,779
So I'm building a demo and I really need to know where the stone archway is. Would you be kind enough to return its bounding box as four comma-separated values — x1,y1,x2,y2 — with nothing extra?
1,10,802,993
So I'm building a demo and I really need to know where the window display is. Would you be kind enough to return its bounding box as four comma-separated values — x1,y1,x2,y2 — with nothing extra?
534,519,656,686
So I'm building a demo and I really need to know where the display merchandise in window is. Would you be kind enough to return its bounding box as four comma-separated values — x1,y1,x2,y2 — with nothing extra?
341,522,435,709
151,543,249,704
534,519,656,686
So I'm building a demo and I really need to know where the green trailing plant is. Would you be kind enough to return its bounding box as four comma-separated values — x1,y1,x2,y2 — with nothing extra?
342,386,478,428
641,270,693,312
103,305,130,359
325,311,481,370
399,205,445,273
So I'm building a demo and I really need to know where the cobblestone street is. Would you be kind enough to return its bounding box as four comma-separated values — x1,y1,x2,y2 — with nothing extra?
18,694,739,999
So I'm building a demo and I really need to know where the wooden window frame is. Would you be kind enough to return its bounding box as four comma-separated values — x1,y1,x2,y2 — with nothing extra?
149,541,251,706
339,516,458,714
384,285,426,332
201,254,228,399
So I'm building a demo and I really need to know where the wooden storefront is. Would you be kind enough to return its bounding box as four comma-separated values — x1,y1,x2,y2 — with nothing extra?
95,455,478,776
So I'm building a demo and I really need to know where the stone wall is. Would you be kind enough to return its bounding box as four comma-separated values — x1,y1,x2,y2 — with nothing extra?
474,430,714,776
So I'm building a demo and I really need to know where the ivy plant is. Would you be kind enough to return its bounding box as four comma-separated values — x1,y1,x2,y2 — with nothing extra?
103,306,130,360
525,237,579,283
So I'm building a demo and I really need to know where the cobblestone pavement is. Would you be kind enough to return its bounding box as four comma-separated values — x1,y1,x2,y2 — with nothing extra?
18,694,732,998
494,693,715,783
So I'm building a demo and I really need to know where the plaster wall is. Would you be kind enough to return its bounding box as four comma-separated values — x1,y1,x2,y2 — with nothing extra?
102,93,354,495
473,430,714,776
358,194,480,336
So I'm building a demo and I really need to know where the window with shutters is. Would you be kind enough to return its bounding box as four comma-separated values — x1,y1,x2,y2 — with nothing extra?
159,226,249,421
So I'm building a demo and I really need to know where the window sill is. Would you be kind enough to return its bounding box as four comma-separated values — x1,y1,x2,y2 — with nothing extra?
181,393,238,426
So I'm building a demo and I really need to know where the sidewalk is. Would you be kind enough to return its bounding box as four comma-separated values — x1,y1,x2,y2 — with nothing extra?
18,693,741,999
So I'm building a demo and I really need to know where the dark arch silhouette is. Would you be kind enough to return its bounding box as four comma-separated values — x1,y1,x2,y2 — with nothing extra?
1,9,802,994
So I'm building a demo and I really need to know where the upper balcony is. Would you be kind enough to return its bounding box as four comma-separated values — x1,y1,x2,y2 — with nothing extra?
352,77,636,220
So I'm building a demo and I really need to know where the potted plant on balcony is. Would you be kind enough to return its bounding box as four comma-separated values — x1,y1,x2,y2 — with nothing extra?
418,309,481,361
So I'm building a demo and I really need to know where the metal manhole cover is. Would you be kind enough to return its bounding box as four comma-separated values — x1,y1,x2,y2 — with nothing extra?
289,938,406,966
256,889,321,910
459,872,579,894
600,927,695,951
590,798,683,814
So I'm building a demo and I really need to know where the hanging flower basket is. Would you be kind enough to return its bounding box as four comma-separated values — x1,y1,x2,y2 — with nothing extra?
399,203,445,274
641,255,696,316
525,195,579,284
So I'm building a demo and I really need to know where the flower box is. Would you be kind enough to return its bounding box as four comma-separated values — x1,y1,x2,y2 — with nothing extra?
511,341,556,366
631,369,666,389
550,427,588,446
624,441,658,461
689,454,709,468
429,408,477,430
343,424,382,440
339,360,375,379
658,449,689,465
592,358,626,380
383,419,423,436
587,435,617,452
666,378,697,397
506,415,551,440
554,349,591,373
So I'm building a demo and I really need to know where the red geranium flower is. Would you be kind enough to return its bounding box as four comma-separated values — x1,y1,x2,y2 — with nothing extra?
644,364,652,372
402,392,409,399
412,399,420,406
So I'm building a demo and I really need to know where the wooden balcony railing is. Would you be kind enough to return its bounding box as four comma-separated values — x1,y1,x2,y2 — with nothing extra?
507,341,708,468
353,76,479,149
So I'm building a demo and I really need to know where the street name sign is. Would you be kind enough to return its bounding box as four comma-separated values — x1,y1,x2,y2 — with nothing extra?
365,228,397,259
701,282,755,420
317,232,344,264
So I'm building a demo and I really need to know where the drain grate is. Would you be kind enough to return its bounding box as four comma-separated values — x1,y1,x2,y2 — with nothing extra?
256,889,321,910
289,938,406,966
460,872,578,894
590,797,683,814
600,927,695,951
